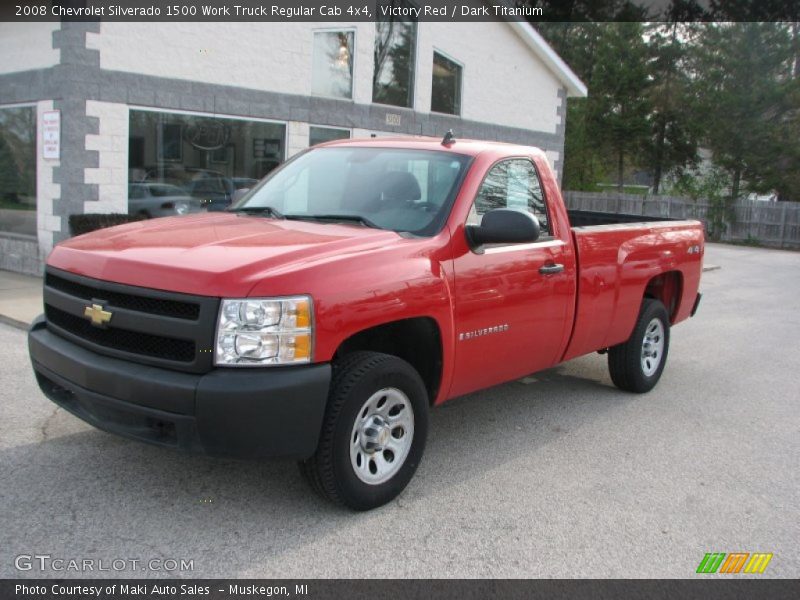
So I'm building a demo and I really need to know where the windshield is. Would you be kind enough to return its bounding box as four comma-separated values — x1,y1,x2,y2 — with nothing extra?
232,147,471,235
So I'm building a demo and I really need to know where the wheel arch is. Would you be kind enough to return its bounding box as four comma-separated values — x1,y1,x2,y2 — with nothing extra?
643,270,683,322
333,317,443,405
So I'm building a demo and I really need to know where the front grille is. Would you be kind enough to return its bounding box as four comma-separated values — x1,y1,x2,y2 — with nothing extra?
46,305,196,362
43,267,219,373
46,273,199,320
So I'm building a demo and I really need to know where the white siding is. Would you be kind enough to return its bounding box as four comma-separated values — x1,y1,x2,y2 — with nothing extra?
416,22,563,134
88,22,378,105
287,120,310,157
0,23,59,74
86,22,562,134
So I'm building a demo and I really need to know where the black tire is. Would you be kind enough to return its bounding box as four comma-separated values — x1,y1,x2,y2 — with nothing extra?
608,298,670,393
299,352,429,511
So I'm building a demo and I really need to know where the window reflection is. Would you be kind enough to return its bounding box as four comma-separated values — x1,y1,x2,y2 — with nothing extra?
431,52,462,115
470,159,551,235
128,110,285,213
309,126,351,146
0,105,36,236
312,31,354,99
373,8,417,108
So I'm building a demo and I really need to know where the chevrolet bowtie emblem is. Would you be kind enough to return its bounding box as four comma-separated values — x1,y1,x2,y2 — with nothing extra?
84,303,112,327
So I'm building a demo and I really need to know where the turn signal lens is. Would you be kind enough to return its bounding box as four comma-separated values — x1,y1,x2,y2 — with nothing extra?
291,299,310,328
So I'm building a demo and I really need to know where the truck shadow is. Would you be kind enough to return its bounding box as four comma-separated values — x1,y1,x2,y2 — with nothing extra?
0,359,631,577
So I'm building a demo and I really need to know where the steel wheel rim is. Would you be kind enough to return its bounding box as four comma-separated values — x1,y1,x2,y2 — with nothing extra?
349,387,415,485
641,318,665,376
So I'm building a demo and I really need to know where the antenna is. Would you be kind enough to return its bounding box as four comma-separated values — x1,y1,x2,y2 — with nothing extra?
441,129,455,146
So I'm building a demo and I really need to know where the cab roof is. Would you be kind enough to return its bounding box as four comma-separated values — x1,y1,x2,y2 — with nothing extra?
316,136,547,159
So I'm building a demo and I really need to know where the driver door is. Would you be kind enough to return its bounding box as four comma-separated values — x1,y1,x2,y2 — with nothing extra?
449,158,573,397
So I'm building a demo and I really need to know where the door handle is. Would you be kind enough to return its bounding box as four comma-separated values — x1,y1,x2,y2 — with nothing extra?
539,263,564,275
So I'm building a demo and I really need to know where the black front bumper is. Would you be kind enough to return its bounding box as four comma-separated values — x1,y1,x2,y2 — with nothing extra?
28,316,331,459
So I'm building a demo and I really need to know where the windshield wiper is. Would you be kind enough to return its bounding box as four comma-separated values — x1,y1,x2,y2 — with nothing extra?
231,206,284,219
285,214,383,229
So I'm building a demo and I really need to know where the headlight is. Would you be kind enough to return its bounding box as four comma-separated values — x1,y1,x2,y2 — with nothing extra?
215,296,312,366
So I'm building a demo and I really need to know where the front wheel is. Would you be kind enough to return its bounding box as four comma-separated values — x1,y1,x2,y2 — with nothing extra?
299,352,429,510
608,298,670,393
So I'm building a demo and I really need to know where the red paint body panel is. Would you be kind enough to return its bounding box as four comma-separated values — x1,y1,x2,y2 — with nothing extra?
46,137,704,405
562,223,704,361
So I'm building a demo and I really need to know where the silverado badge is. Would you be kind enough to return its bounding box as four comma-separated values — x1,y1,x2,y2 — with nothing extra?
83,303,112,327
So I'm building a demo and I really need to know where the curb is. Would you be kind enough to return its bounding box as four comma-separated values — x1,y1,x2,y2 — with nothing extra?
0,314,30,331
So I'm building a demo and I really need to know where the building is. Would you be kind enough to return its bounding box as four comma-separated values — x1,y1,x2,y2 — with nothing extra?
0,20,586,275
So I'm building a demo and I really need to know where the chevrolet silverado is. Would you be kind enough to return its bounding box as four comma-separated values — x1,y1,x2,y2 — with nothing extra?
29,136,704,510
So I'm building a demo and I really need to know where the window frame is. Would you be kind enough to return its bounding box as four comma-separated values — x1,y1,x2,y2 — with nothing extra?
430,48,464,117
311,27,357,101
465,156,555,245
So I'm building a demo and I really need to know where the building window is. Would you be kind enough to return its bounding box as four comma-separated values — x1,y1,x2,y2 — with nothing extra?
312,31,354,99
309,126,351,147
128,110,286,213
431,52,462,115
373,13,417,108
0,105,36,237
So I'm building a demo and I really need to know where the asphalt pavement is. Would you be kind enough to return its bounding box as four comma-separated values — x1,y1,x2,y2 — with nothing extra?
0,243,798,578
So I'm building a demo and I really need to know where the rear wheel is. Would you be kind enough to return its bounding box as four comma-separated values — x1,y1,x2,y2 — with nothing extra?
299,352,428,510
608,298,670,393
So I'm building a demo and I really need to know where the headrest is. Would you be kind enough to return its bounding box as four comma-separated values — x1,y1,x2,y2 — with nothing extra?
379,171,421,201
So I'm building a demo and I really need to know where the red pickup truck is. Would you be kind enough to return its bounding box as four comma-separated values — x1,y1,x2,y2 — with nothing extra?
29,137,703,510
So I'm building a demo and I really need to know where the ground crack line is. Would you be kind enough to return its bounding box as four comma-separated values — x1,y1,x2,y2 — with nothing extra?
40,405,60,441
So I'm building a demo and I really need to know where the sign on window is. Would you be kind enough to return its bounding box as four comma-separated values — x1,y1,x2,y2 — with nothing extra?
42,110,60,160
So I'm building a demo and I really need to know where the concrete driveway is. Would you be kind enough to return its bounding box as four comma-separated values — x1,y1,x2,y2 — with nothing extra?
0,243,798,578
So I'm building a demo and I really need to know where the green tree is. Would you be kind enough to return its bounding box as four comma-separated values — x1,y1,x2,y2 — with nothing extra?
539,22,656,191
646,22,701,193
692,23,796,200
590,22,652,191
537,22,607,190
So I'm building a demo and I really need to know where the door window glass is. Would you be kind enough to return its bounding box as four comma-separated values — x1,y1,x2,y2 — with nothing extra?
468,159,550,236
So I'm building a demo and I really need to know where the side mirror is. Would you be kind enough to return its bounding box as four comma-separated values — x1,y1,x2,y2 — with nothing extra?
231,188,251,204
466,208,540,250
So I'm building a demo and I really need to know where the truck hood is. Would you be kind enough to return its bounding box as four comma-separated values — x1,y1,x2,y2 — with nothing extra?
47,213,401,297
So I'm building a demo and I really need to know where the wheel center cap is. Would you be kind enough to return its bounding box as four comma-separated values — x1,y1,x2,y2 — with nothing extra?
360,415,390,453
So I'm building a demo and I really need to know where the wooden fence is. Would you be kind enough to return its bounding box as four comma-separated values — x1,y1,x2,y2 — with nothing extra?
563,191,800,249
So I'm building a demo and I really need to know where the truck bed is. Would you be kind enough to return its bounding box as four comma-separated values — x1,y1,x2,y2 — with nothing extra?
562,219,705,362
567,209,676,228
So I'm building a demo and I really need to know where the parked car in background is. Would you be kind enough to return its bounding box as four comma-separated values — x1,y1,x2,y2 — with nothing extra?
128,183,204,218
184,176,236,212
138,166,228,211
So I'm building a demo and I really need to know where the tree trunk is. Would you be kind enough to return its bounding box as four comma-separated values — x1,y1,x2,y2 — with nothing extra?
652,24,678,195
731,167,741,201
617,147,624,192
793,22,799,80
652,116,666,194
